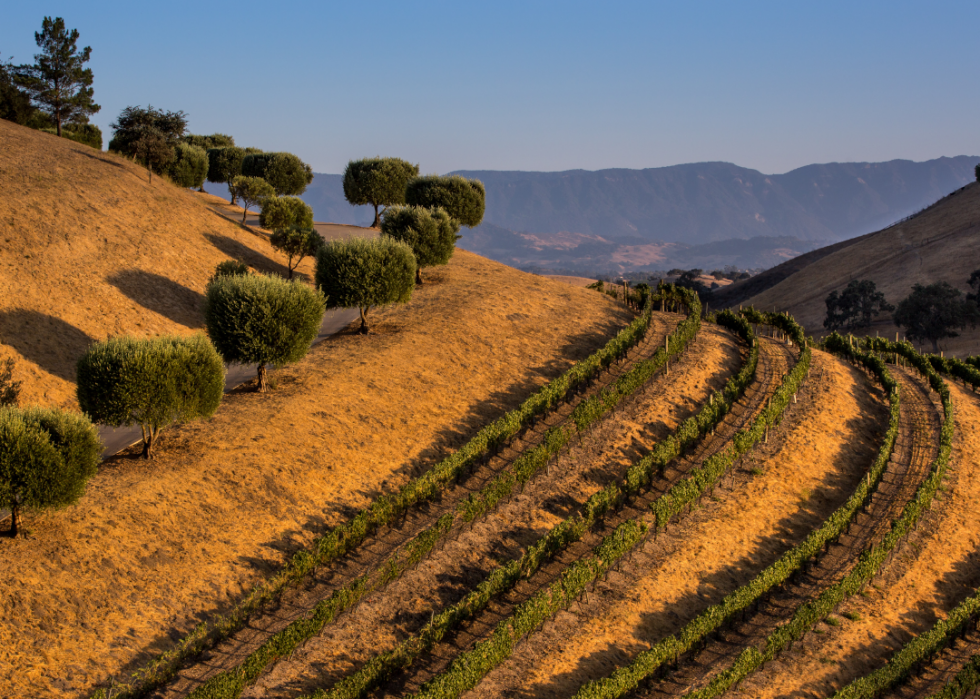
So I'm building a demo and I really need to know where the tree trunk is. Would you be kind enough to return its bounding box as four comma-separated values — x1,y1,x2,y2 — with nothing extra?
257,363,268,392
242,206,248,224
359,307,369,334
372,204,380,228
56,115,62,138
142,433,153,459
7,503,18,537
416,267,423,285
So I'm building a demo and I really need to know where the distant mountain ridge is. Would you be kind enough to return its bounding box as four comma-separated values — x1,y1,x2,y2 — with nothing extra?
203,155,978,272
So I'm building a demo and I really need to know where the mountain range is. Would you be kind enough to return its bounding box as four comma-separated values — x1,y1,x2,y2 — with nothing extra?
206,155,978,272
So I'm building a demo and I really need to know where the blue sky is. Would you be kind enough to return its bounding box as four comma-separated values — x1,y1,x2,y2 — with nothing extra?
3,1,978,175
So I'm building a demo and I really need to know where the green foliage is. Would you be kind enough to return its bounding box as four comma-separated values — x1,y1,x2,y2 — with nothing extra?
260,195,314,231
41,122,102,148
0,405,101,536
343,157,420,227
184,133,234,150
380,205,459,282
0,358,21,407
211,260,251,282
270,227,323,279
315,237,416,333
242,152,314,195
824,279,894,331
12,17,100,135
207,146,247,203
109,105,187,179
405,175,486,227
168,142,208,189
76,335,224,458
0,55,38,125
893,281,980,352
229,176,275,223
204,274,325,391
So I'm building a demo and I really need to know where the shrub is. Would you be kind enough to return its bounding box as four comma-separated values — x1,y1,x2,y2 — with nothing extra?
41,122,102,149
343,157,420,227
242,152,314,196
0,406,101,536
229,176,275,223
270,227,323,279
76,334,225,458
169,142,209,189
315,237,415,334
259,196,314,231
405,174,486,227
0,358,21,407
211,260,251,282
184,133,234,150
204,274,325,391
207,146,247,203
380,205,459,283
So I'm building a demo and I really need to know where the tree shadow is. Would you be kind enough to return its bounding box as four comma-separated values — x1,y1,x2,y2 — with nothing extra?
203,232,293,279
0,309,96,383
107,270,206,329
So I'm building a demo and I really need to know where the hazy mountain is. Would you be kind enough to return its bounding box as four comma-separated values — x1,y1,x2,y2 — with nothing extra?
209,155,978,272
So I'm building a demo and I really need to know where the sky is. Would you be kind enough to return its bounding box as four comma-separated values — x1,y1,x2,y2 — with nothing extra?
3,1,978,175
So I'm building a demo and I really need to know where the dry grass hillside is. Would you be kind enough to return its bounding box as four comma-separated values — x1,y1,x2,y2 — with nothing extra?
0,119,316,407
731,182,980,355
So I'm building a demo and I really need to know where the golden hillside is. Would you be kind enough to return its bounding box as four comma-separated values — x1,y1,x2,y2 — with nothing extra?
0,119,310,406
733,182,980,354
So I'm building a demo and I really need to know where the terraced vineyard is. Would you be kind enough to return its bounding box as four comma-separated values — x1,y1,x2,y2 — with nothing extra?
101,290,980,699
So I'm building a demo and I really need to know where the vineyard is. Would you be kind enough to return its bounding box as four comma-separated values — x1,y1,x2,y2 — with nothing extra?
75,287,980,699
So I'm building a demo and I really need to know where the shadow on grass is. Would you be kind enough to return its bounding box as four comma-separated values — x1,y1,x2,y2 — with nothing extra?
0,309,96,383
203,231,294,279
107,269,205,329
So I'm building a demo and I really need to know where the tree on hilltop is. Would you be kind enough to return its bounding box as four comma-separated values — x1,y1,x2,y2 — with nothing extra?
343,157,420,228
242,152,314,196
405,175,485,228
380,205,459,284
13,17,100,137
824,279,894,332
109,105,188,180
893,282,980,352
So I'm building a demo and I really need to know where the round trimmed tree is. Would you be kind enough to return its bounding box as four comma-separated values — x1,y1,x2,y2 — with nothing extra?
380,205,459,284
207,146,247,203
271,227,323,279
405,175,485,227
315,237,415,334
169,142,208,189
0,406,101,536
205,274,325,391
242,152,314,196
342,157,420,227
260,195,314,231
229,176,275,223
77,334,225,458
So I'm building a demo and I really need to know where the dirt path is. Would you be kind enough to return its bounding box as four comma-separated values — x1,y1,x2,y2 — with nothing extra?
458,348,882,699
362,335,795,698
153,312,687,698
634,366,940,697
735,377,980,699
232,322,741,699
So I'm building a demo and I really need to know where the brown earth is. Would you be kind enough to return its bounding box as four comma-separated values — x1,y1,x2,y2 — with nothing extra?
741,380,980,698
473,349,887,698
728,182,980,356
0,241,637,697
0,119,323,407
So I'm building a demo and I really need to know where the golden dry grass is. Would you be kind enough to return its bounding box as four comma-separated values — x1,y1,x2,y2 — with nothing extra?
741,183,980,355
0,119,316,407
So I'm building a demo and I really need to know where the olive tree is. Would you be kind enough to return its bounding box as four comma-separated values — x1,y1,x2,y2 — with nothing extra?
242,152,314,196
205,274,325,391
169,142,208,189
207,146,247,203
210,260,251,282
259,196,314,231
342,157,420,227
405,175,485,227
380,205,459,283
77,334,224,458
184,133,234,150
271,227,323,279
229,175,275,223
0,406,101,536
315,237,415,334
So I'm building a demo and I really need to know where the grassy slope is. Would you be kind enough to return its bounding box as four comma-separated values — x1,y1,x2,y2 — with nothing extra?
0,119,312,407
718,183,980,355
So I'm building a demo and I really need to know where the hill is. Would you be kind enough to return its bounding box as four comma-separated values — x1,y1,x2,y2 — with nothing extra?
720,181,980,355
0,119,315,406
